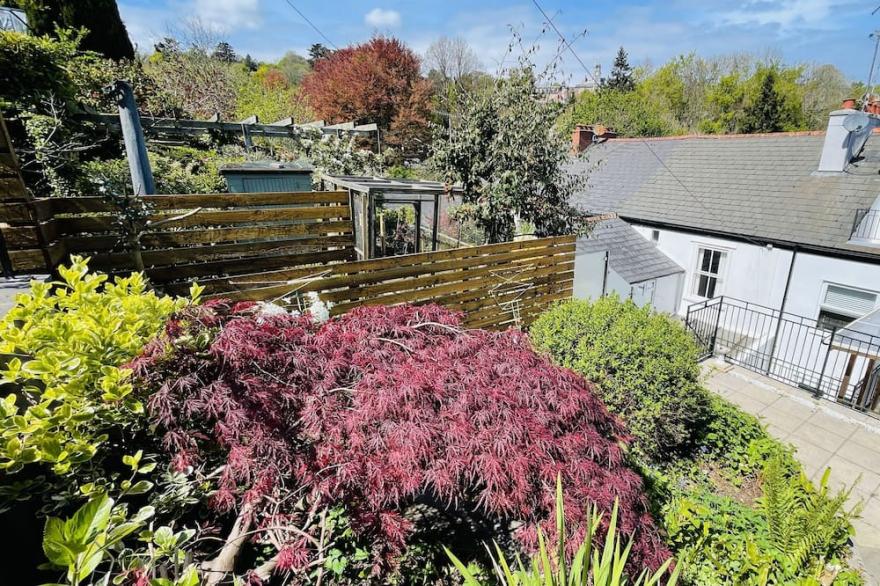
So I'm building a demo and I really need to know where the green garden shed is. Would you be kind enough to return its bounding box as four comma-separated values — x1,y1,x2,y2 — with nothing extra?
220,161,314,193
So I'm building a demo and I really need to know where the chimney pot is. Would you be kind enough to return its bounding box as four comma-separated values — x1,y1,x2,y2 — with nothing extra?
571,124,616,153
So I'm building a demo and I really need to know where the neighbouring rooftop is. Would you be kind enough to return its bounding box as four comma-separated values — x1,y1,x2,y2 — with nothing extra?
579,216,683,284
570,131,880,258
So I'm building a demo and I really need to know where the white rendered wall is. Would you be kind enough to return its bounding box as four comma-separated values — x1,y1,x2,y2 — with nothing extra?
629,225,794,315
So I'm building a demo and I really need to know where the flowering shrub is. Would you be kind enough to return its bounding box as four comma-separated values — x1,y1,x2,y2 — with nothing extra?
130,302,669,581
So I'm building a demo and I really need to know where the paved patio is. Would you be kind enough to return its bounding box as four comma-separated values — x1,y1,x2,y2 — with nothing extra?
705,362,880,584
0,275,41,316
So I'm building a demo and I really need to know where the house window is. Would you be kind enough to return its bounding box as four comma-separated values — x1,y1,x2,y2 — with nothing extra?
692,247,725,298
651,230,660,242
817,284,878,331
817,310,855,331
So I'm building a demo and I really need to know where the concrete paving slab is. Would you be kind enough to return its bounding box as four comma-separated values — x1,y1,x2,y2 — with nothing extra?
824,454,880,493
789,424,850,453
859,499,880,534
806,409,863,439
727,392,774,416
851,427,880,451
760,407,811,435
838,443,880,473
769,395,819,421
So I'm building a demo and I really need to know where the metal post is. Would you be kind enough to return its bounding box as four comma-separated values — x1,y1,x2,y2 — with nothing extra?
600,250,609,296
431,193,440,252
815,326,835,399
111,80,154,195
767,248,797,375
414,201,422,253
711,295,723,355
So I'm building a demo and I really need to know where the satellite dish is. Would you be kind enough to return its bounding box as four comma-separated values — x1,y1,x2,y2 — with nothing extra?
843,112,871,132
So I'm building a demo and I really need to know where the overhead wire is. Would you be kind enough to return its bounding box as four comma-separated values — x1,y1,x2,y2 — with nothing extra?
531,0,600,86
282,0,337,49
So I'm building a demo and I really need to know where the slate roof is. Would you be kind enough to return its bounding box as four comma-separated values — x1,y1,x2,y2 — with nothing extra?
569,132,880,257
579,217,684,284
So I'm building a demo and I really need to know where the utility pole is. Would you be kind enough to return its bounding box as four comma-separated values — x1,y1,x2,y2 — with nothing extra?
869,31,880,99
109,80,154,196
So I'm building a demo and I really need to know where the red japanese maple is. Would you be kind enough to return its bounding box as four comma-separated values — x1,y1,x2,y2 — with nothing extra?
300,36,432,158
130,301,669,579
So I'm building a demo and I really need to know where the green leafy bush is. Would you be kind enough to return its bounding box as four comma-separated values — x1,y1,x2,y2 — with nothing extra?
698,395,798,479
530,296,712,460
0,257,193,492
663,456,859,585
79,146,234,196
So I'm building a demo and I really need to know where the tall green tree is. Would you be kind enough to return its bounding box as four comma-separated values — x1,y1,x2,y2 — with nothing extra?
13,0,134,60
276,51,311,85
604,46,635,92
431,67,587,243
211,41,237,63
741,69,783,133
562,88,674,137
307,42,331,66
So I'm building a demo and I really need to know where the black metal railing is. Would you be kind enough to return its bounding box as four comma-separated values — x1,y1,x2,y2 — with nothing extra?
851,208,880,242
686,296,880,415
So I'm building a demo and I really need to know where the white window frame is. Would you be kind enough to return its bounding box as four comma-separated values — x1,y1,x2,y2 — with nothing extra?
691,246,727,299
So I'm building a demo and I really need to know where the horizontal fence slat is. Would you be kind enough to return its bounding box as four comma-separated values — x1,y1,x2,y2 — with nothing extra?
204,236,576,330
0,200,52,224
49,191,349,213
217,237,573,289
329,262,573,315
54,206,351,235
64,222,353,253
322,235,576,276
86,236,354,271
319,254,573,305
0,176,27,200
146,247,355,282
1,221,58,249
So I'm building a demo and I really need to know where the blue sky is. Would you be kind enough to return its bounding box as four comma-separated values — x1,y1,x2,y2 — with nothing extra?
118,0,877,82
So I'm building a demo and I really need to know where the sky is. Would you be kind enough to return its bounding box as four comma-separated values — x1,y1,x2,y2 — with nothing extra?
117,0,878,83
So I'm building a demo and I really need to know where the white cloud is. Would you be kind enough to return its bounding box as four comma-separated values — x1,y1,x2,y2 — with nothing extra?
193,0,262,32
713,0,855,32
364,8,401,28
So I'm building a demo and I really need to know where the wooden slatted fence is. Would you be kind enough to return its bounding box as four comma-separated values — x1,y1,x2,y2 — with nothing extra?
0,191,355,291
190,235,575,330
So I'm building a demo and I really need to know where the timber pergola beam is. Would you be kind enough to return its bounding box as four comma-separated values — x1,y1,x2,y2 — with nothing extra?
75,113,378,139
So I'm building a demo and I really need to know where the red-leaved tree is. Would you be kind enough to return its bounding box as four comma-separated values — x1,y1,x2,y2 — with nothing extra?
130,302,669,583
300,36,433,159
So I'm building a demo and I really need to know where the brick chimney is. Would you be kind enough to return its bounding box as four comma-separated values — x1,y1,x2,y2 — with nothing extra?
571,124,615,153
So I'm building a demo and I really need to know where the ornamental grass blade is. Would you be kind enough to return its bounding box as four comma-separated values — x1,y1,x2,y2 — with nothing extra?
556,473,567,586
536,527,554,586
492,540,518,586
444,547,481,586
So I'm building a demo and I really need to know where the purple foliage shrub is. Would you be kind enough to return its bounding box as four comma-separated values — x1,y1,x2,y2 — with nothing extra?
129,301,670,578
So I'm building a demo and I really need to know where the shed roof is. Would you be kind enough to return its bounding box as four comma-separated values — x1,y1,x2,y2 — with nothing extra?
220,160,313,173
832,306,880,359
578,217,683,284
569,132,880,258
322,175,461,195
